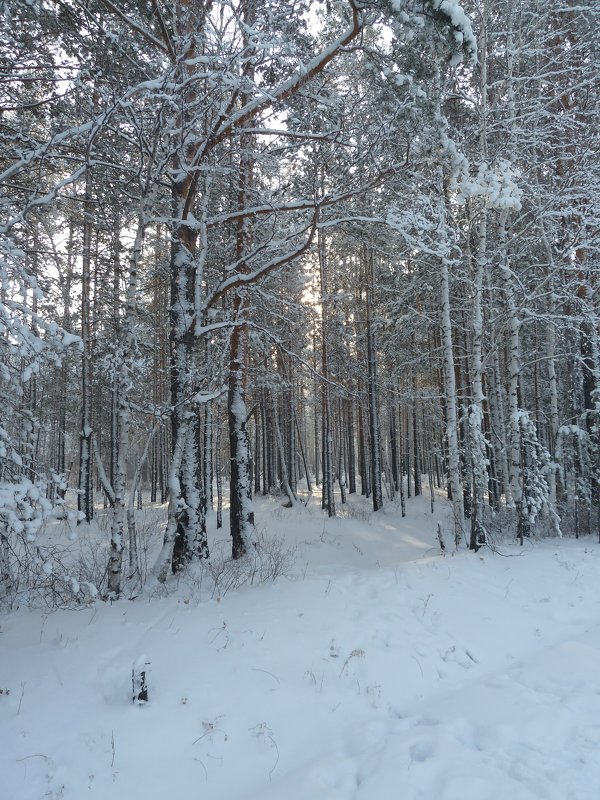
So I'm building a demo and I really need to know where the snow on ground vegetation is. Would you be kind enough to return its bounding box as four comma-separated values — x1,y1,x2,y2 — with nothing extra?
2,491,600,800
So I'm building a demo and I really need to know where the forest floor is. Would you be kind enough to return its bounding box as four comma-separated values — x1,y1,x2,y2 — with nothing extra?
2,489,600,800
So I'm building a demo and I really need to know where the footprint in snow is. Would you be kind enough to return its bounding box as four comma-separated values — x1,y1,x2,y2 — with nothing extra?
409,739,437,763
439,645,479,669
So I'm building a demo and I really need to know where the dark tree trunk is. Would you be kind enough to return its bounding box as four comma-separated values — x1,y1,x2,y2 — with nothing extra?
347,399,357,494
365,248,383,512
78,162,94,523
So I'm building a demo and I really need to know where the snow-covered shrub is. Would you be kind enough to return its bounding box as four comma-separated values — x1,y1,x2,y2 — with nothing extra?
477,505,516,547
482,501,560,549
0,478,67,608
70,505,165,601
557,501,596,539
0,475,107,609
0,531,98,610
126,506,164,589
340,503,371,522
555,423,598,538
72,519,111,599
204,530,297,600
0,232,80,607
518,411,558,537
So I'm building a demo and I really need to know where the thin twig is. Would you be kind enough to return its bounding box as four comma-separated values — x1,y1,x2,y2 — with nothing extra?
17,682,25,714
250,668,280,684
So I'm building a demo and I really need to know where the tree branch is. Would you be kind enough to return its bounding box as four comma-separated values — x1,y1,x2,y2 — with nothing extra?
206,170,394,228
97,0,170,55
183,0,365,213
205,215,319,310
150,0,176,61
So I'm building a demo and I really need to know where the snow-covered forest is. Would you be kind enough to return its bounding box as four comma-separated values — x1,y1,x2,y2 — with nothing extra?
1,1,600,797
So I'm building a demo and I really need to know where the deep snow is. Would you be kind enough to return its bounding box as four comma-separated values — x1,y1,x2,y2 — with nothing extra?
2,491,600,800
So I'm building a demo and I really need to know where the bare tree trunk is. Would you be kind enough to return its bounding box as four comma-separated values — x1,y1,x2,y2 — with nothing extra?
216,419,223,529
319,227,336,516
390,411,399,493
412,369,421,498
78,157,94,523
337,401,347,504
358,398,370,498
498,209,527,541
294,408,312,493
204,402,213,511
347,399,356,494
228,303,255,556
365,246,383,511
438,171,464,547
153,425,188,583
108,210,149,595
272,392,296,506
229,3,258,556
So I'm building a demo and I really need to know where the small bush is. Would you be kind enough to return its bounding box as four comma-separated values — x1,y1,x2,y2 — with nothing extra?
204,530,297,600
0,530,99,610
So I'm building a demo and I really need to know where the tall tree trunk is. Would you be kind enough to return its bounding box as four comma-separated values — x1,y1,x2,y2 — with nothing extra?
167,4,211,569
204,401,213,511
365,246,383,511
438,170,464,547
347,398,357,494
412,369,421,497
107,214,147,595
498,209,527,541
229,2,258,556
319,227,336,516
78,156,94,523
216,418,223,529
467,0,490,552
272,392,296,506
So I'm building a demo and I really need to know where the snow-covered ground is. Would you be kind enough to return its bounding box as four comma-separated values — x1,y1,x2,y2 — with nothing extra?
2,491,600,800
